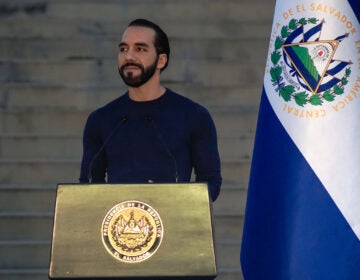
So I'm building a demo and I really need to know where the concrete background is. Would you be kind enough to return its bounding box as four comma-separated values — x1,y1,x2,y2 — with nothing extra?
0,0,276,279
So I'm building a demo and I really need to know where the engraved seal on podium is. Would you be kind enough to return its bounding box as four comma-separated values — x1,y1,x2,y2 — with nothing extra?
101,200,164,263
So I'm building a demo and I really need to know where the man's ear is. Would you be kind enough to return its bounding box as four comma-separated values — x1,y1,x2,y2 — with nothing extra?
157,54,167,70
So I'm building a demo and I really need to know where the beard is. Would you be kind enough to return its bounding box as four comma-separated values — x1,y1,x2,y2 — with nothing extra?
118,56,159,88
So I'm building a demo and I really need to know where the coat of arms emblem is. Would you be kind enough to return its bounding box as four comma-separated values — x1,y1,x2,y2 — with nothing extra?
101,200,163,263
269,18,352,107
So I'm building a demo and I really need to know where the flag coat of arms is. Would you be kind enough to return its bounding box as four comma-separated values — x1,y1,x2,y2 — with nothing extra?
241,0,360,279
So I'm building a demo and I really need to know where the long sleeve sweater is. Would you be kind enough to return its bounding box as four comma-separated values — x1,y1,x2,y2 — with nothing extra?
79,89,222,201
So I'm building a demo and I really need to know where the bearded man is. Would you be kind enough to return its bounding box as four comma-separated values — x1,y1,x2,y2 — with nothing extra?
79,19,222,201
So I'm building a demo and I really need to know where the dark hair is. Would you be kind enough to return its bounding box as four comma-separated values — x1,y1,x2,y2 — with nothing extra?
128,19,170,71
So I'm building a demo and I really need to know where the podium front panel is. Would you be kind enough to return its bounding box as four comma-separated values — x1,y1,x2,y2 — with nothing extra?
49,183,216,279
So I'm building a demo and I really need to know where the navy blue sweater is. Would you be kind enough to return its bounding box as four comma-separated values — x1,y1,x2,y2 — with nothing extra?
79,89,221,201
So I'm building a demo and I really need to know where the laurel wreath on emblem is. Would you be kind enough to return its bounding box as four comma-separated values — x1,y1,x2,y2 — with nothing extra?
270,17,351,106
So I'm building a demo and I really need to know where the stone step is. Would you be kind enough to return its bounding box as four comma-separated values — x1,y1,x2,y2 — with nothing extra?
0,239,240,271
0,240,50,269
0,134,81,158
213,108,258,137
0,133,254,160
0,269,48,280
0,158,250,184
0,58,265,88
221,159,251,183
46,0,275,23
0,107,258,135
0,185,56,213
0,37,269,64
0,17,272,40
0,213,53,241
0,0,47,19
219,135,254,160
216,240,242,271
214,214,244,245
0,0,275,23
0,158,80,184
213,184,247,215
1,84,262,109
0,108,89,134
1,84,126,110
217,269,243,280
0,210,243,242
0,182,246,213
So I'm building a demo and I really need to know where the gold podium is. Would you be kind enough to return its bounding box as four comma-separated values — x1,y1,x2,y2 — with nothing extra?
49,183,217,279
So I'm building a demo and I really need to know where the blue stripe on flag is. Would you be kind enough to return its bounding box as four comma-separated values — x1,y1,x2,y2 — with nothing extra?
240,89,360,280
284,25,304,44
348,0,359,22
303,21,323,42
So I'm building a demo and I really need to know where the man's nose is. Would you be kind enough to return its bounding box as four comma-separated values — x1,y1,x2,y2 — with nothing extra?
124,49,135,60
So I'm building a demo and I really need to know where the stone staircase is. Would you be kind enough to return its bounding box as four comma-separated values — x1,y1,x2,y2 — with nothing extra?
0,0,275,279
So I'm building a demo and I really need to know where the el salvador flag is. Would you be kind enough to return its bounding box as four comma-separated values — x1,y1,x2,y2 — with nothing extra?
241,0,360,279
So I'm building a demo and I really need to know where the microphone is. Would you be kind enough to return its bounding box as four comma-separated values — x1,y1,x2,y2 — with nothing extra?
146,116,179,183
87,116,128,183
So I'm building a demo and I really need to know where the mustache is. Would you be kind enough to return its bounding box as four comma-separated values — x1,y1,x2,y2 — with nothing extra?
120,63,144,72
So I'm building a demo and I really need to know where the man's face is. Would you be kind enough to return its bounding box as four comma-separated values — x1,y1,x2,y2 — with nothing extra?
118,26,163,88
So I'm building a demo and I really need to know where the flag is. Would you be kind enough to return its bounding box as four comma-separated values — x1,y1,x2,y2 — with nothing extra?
241,0,360,279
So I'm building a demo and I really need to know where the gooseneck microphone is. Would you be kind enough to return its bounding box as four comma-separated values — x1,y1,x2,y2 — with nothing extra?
87,116,128,183
146,116,179,183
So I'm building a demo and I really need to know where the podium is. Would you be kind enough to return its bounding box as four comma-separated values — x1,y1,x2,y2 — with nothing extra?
49,183,217,279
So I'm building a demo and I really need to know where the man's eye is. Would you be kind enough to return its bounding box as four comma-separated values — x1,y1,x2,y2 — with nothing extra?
137,47,147,52
119,47,127,52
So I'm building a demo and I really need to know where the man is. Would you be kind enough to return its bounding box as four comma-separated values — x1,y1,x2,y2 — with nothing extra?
79,19,222,201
